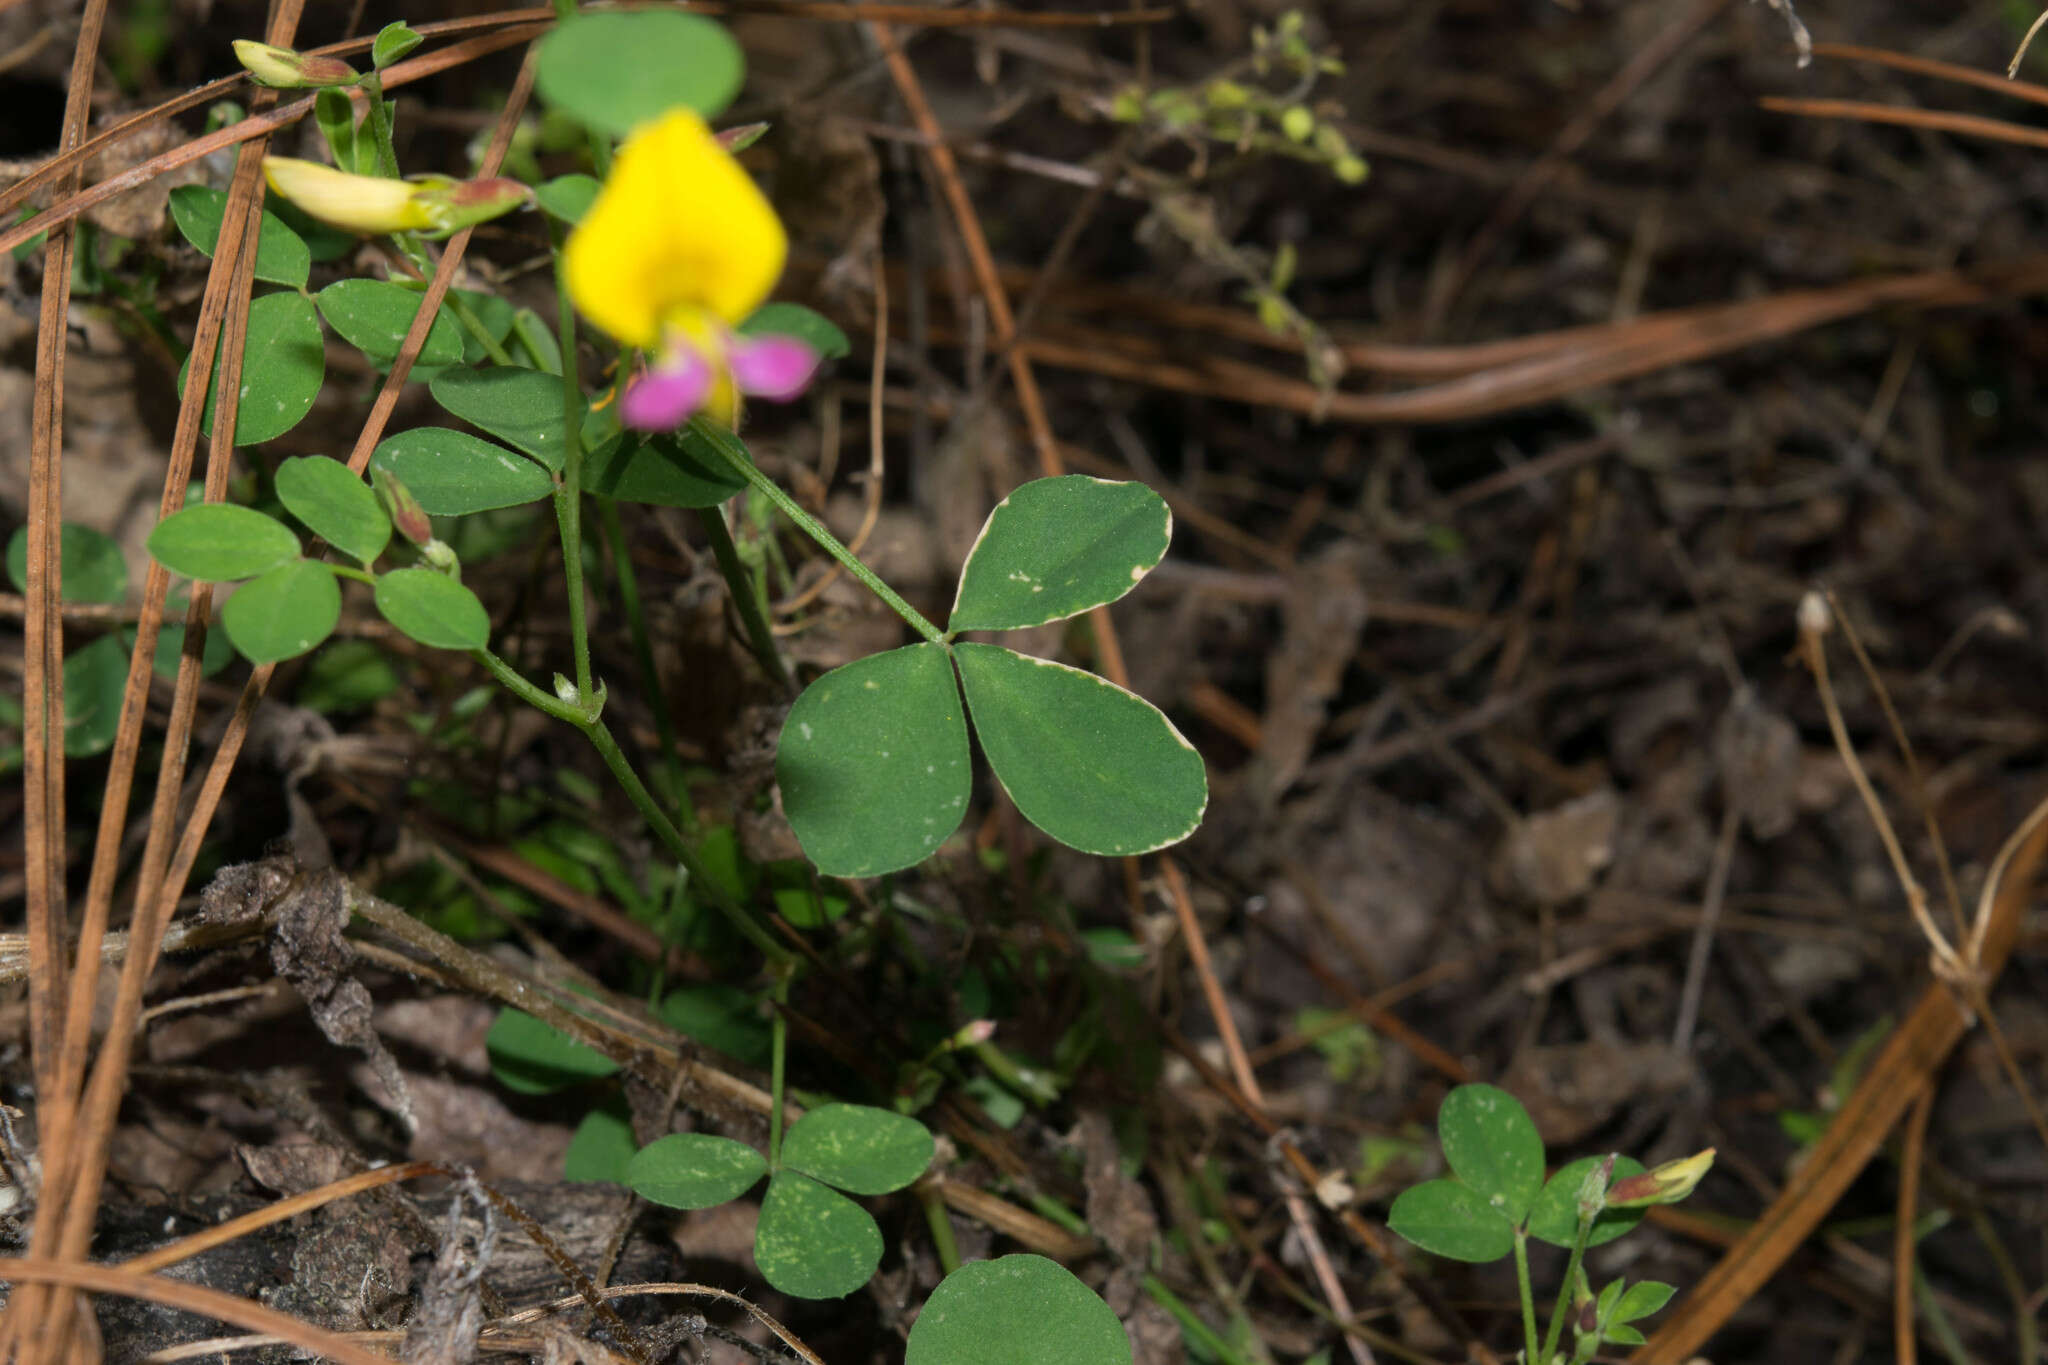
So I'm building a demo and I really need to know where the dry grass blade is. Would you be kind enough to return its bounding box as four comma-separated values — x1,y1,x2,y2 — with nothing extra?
0,1261,395,1365
1631,799,2048,1363
118,1163,440,1276
1809,41,2048,108
1758,95,2048,151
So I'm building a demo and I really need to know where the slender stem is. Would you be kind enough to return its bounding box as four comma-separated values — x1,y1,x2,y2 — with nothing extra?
356,73,401,178
919,1186,962,1275
1539,1217,1596,1365
554,254,594,701
697,504,794,693
580,718,789,966
472,646,587,724
597,496,694,829
390,232,515,365
1513,1229,1542,1365
767,967,791,1166
330,564,377,585
690,417,947,646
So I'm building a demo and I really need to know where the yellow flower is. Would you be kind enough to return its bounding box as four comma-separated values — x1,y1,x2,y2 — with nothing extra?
262,158,529,238
564,109,818,430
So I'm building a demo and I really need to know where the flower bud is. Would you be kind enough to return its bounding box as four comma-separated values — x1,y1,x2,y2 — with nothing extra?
1606,1149,1715,1208
411,176,531,237
233,40,358,89
372,468,432,546
263,157,435,234
715,122,771,154
1576,1153,1616,1222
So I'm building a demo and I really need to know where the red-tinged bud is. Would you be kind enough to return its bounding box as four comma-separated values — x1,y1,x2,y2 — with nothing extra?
373,468,432,546
1606,1149,1715,1208
233,40,358,89
716,122,770,153
412,176,531,237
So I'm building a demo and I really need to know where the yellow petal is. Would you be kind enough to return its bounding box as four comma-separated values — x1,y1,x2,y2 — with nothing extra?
262,157,432,235
563,109,787,350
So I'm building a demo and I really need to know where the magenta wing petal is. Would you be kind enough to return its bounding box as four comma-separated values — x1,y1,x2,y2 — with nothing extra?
729,334,820,402
621,350,712,430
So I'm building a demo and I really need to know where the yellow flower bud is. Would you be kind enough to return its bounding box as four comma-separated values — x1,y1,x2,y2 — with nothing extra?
263,157,434,234
233,40,358,90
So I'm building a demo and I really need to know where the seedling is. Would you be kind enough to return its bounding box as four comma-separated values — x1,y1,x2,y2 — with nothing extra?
1387,1084,1713,1363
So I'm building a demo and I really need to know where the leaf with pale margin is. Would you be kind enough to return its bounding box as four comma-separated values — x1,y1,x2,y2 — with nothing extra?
950,477,1171,632
953,643,1205,858
776,643,971,877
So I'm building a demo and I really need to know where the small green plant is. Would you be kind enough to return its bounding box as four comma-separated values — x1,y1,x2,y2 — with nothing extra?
117,1,1205,1341
1387,1084,1713,1364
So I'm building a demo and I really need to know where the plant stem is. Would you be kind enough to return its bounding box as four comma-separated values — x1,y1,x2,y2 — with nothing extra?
355,73,400,178
1538,1217,1596,1365
767,967,790,1166
472,646,588,724
1513,1229,1542,1365
690,417,947,646
390,232,515,365
579,718,788,965
696,504,793,693
473,646,789,966
918,1185,962,1275
553,254,594,702
596,496,694,830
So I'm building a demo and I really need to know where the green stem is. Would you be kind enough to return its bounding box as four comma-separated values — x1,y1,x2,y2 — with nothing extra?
690,417,947,646
390,232,514,365
356,73,401,178
767,967,791,1166
330,564,377,585
473,646,789,966
919,1186,962,1275
554,254,594,702
1539,1217,1595,1365
580,718,787,965
1512,1229,1542,1365
472,646,587,724
697,504,793,693
1142,1275,1260,1365
597,496,694,830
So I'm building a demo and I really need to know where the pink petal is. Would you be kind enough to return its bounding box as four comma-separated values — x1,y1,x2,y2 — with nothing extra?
621,350,712,430
729,334,820,402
